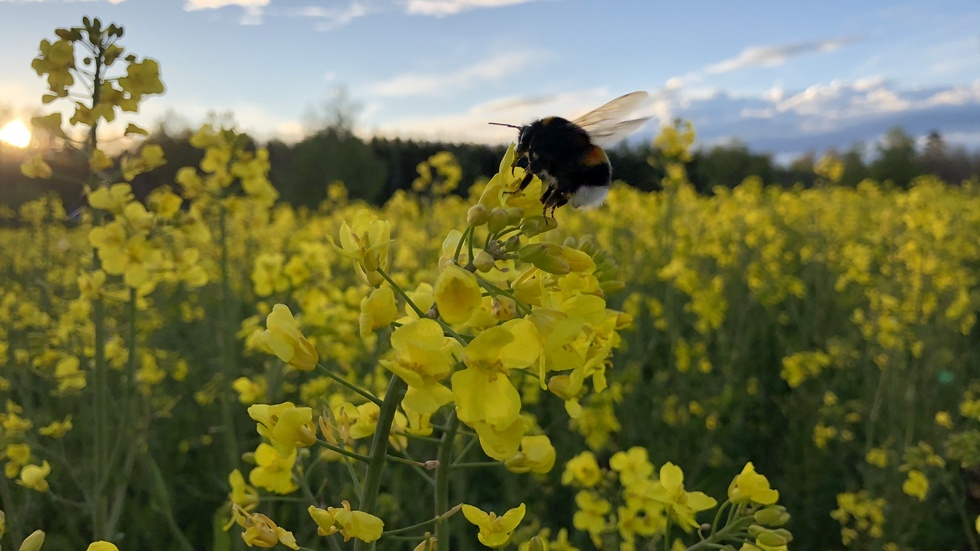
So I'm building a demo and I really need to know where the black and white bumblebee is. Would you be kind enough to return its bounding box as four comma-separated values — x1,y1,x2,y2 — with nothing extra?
491,91,649,216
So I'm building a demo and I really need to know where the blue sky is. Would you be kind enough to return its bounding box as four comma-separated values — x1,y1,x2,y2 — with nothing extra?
1,0,979,157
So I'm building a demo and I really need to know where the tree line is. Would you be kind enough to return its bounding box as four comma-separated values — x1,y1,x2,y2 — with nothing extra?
1,123,978,212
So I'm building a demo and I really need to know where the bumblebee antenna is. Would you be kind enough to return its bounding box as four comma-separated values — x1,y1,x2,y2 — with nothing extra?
488,122,522,129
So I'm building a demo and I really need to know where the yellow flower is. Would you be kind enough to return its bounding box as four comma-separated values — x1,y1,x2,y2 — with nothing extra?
505,434,556,474
336,401,380,440
561,451,602,488
21,154,52,179
472,417,527,461
38,416,72,438
228,469,260,511
433,265,483,324
865,448,888,468
648,462,717,531
379,319,458,415
332,500,385,543
248,443,297,495
572,491,610,547
89,149,114,172
728,462,779,505
331,209,391,287
309,501,384,543
19,461,51,492
610,447,654,487
902,469,928,501
308,505,339,537
462,502,526,548
237,510,298,550
257,304,318,371
4,443,31,478
359,285,398,338
86,542,120,551
233,377,266,404
118,57,165,96
88,183,134,213
247,402,316,455
452,319,540,429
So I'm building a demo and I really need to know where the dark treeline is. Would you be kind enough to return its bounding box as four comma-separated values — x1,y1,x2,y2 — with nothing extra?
2,124,979,211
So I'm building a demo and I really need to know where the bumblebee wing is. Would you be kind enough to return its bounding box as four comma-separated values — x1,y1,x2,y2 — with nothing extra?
584,117,650,147
571,91,648,131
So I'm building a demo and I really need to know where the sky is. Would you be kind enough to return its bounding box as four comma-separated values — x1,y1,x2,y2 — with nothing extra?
1,0,979,159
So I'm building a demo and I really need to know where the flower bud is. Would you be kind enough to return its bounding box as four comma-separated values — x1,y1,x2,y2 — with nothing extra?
505,207,524,225
467,204,490,226
531,254,570,275
20,530,45,551
518,243,550,263
525,536,546,551
520,216,555,237
473,250,496,272
487,208,510,234
755,528,789,547
753,505,790,527
504,235,521,252
560,246,595,273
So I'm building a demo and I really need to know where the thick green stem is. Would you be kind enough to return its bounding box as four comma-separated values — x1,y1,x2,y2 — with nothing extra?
353,374,407,551
218,204,240,468
435,412,459,551
87,34,110,540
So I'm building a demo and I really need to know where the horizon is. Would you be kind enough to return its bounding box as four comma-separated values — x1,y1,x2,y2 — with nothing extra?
1,0,979,160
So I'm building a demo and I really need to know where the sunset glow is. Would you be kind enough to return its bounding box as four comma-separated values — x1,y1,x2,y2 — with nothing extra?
0,120,31,148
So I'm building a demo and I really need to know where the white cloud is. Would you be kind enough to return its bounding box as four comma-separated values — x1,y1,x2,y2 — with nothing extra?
403,0,540,16
282,3,372,31
366,52,535,97
183,0,269,24
366,88,655,144
705,36,861,74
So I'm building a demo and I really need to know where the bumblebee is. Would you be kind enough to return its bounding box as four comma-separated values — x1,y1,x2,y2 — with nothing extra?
491,91,649,216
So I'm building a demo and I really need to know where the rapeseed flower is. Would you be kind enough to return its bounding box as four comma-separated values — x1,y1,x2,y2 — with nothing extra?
248,443,297,494
19,461,51,492
647,462,716,531
256,305,318,371
331,209,391,287
728,462,779,505
453,319,540,429
433,265,483,324
379,319,458,415
462,502,525,548
309,501,384,543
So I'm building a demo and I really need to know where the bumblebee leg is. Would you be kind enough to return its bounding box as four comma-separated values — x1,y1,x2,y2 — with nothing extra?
517,170,534,192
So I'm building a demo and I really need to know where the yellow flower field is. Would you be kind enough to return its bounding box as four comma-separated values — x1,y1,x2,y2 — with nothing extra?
1,16,979,551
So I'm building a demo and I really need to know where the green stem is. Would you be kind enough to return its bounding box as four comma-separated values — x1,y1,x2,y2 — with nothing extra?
377,267,426,318
453,225,473,263
353,374,407,551
435,412,459,551
88,35,109,541
314,439,370,462
218,204,240,469
315,364,382,406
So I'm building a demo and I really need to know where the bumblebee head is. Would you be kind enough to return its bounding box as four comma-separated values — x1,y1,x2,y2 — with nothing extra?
488,121,528,154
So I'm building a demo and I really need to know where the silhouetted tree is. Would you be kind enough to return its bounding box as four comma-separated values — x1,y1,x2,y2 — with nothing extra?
872,127,918,188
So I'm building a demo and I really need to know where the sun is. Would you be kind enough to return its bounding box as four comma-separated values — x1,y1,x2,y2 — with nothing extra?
0,120,32,148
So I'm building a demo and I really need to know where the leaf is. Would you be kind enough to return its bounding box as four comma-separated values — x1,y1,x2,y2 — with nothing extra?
125,123,148,136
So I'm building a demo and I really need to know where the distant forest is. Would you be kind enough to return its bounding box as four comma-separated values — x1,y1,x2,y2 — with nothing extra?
1,121,979,212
